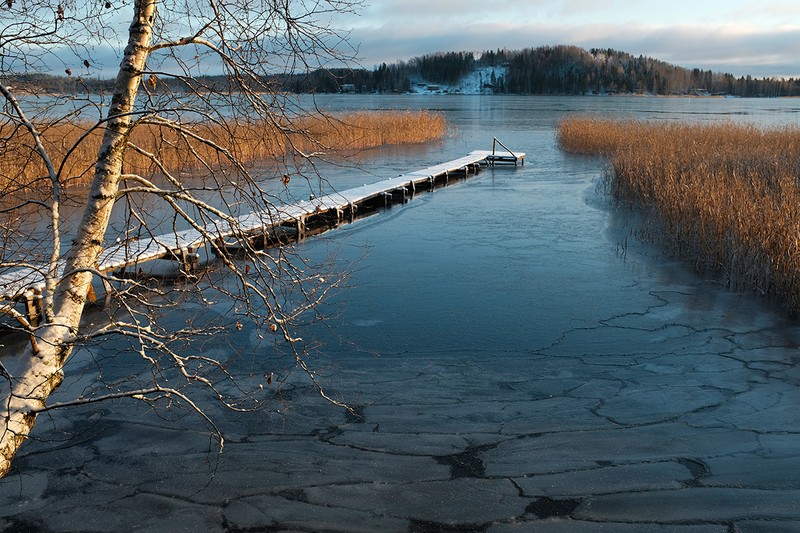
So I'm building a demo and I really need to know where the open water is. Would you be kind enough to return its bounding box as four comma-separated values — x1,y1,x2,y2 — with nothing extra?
3,95,800,531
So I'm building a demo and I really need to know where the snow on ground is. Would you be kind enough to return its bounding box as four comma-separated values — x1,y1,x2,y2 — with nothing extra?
408,66,508,95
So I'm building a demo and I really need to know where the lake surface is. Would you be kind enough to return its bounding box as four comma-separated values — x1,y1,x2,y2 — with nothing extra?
3,95,800,531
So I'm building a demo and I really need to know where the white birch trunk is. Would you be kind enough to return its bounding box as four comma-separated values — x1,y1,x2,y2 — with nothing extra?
0,0,156,477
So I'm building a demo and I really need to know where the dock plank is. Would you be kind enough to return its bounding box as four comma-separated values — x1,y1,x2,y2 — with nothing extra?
1,149,524,303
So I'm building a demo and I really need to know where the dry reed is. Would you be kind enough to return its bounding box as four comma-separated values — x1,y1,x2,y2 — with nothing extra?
0,110,446,191
558,116,800,314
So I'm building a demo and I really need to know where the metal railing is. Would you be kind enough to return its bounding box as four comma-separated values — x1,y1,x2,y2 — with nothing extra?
492,137,517,158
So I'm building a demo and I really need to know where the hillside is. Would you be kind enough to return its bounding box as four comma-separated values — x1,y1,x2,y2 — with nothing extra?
290,46,800,97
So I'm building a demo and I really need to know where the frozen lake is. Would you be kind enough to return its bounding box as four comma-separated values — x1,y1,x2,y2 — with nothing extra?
3,95,800,531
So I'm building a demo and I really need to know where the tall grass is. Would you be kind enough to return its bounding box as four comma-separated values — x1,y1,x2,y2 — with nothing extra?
0,110,446,191
558,116,800,314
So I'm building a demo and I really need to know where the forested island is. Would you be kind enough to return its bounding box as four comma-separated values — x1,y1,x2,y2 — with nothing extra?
7,45,800,97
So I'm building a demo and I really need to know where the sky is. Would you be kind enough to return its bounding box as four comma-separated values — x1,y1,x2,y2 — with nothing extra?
341,0,800,78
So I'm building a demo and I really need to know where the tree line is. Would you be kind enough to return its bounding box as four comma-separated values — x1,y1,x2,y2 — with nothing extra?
291,46,799,97
501,46,799,97
6,45,800,97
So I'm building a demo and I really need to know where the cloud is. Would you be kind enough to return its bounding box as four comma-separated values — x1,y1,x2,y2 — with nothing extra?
26,0,800,81
356,0,550,26
343,0,800,78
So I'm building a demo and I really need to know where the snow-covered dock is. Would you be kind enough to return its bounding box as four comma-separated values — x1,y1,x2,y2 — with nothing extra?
0,147,524,320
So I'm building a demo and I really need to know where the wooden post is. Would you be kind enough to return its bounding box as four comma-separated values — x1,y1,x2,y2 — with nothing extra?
179,247,200,274
86,284,97,304
102,277,114,310
24,289,41,327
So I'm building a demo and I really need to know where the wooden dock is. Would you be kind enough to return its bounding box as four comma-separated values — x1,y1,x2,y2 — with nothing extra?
0,146,524,320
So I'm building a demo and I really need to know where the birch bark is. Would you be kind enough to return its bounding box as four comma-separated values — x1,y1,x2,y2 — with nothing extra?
0,0,156,477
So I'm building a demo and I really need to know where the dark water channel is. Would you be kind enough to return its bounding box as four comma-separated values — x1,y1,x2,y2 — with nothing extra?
3,95,800,531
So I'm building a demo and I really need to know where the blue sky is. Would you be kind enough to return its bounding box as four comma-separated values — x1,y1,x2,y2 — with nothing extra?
341,0,800,78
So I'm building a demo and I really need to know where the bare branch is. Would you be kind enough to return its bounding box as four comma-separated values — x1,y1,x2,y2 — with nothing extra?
0,0,364,478
32,385,225,450
0,82,62,322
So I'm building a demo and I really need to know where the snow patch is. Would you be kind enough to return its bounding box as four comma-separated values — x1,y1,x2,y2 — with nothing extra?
408,66,508,95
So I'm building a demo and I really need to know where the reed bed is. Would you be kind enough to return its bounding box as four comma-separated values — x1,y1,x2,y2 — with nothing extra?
558,116,800,314
0,110,446,190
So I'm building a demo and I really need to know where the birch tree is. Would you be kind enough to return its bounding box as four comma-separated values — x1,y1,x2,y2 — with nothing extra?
0,0,360,477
